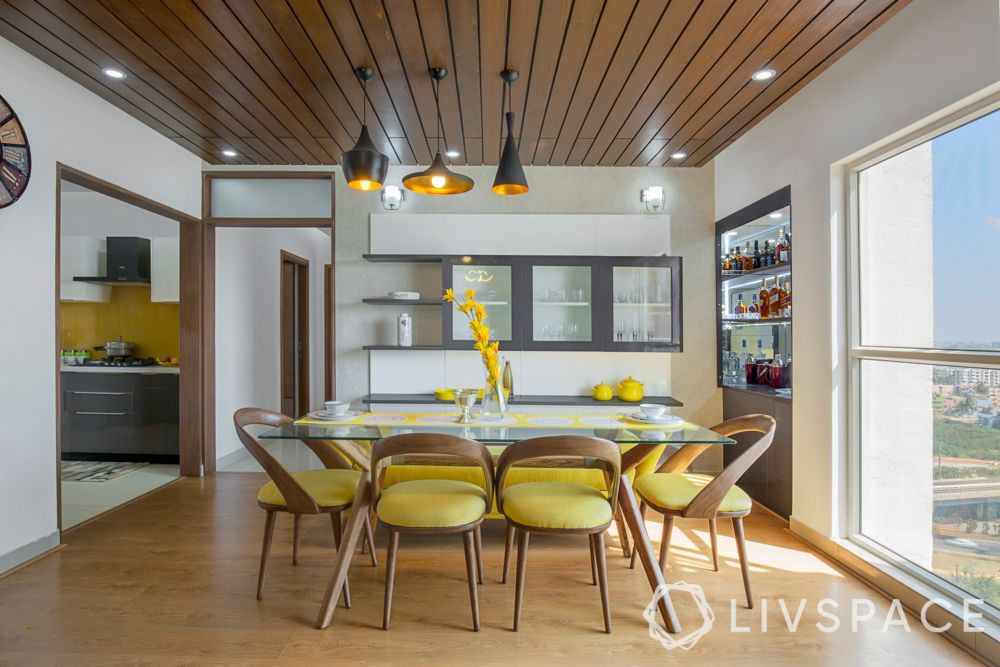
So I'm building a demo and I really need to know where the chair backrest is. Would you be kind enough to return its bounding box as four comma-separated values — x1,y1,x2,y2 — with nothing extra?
370,433,495,507
495,435,622,514
233,407,320,514
683,414,776,518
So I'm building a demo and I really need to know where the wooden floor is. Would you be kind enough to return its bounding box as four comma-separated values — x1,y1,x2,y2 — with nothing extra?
0,473,978,666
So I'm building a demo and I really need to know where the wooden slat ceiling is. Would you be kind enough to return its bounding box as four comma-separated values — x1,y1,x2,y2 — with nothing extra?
0,0,909,167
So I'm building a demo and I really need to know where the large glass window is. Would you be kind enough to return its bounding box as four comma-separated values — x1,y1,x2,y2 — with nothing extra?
854,106,1000,614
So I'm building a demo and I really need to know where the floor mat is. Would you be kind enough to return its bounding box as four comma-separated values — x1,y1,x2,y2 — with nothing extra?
61,461,149,482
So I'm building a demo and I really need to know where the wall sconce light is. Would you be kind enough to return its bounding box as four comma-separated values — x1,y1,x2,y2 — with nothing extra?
381,185,404,210
641,186,664,213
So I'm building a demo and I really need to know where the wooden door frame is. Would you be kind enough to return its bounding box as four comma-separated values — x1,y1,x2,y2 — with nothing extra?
279,250,310,416
324,264,333,401
55,163,208,530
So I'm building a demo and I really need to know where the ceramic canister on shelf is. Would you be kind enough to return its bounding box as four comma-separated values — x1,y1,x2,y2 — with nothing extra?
397,312,412,347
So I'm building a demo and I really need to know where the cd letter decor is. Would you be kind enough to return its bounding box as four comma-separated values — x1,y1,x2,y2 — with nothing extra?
0,94,30,209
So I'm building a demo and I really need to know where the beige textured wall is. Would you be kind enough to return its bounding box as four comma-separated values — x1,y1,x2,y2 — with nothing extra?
334,164,721,441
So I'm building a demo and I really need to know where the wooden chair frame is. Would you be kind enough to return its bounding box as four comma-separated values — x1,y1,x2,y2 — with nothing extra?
628,414,776,609
233,408,376,603
495,436,621,633
370,432,495,631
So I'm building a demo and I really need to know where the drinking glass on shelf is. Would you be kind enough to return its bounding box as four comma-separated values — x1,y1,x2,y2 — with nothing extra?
567,323,579,340
571,288,585,303
540,325,551,340
553,288,566,302
616,290,626,303
647,325,655,342
555,324,565,340
615,320,624,342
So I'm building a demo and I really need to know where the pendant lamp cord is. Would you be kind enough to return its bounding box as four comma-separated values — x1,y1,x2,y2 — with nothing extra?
434,77,442,156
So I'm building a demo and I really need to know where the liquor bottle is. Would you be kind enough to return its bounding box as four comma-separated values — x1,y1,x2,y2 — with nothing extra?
762,240,772,267
733,293,747,317
744,344,757,384
769,279,781,316
776,228,789,263
743,242,753,271
758,279,770,319
770,354,785,389
731,247,742,273
778,279,791,317
723,253,731,273
752,240,761,269
748,294,759,318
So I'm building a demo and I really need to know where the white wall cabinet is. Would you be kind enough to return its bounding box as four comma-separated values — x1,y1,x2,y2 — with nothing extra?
151,237,180,303
60,236,110,303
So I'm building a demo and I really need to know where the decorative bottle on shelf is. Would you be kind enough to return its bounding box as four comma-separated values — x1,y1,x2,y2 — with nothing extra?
748,294,759,318
776,228,789,263
769,279,781,317
778,280,791,317
397,312,412,347
758,279,770,319
743,242,753,271
733,293,747,318
502,359,514,399
752,240,761,269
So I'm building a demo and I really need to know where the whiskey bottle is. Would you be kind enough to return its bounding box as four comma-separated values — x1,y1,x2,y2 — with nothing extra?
777,279,791,317
734,293,747,317
758,279,770,319
743,242,753,271
769,278,781,315
732,248,743,274
776,228,789,263
752,240,761,269
749,294,759,318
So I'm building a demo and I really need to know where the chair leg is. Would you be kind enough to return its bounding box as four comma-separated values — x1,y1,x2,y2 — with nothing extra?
463,530,481,631
513,530,530,631
593,532,611,633
629,502,648,570
383,530,400,630
256,511,277,600
330,513,351,609
292,514,301,566
589,534,598,585
709,518,719,572
732,516,753,609
502,523,515,584
613,506,631,558
473,525,484,585
659,514,674,572
364,513,378,567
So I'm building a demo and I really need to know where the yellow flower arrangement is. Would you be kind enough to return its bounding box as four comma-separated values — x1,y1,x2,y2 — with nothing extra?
444,287,501,387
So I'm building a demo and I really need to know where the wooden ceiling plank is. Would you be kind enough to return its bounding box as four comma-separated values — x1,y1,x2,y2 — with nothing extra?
572,0,671,165
411,0,468,162
547,0,637,166
689,0,907,165
443,0,483,166
389,136,417,165
503,0,542,138
583,0,698,166
533,0,603,165
288,0,401,162
508,0,566,165
566,137,594,165
347,0,433,164
478,0,508,164
623,0,769,166
596,137,630,166
179,0,339,162
650,0,834,166
610,0,733,165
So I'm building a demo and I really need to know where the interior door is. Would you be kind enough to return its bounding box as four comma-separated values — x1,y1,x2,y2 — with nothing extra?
280,252,309,417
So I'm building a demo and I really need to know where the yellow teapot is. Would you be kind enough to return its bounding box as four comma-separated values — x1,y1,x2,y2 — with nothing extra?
617,376,644,402
592,381,614,401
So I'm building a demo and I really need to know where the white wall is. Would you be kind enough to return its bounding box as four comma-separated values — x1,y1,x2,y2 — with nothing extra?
215,227,331,461
0,36,203,571
712,0,1000,537
61,189,179,238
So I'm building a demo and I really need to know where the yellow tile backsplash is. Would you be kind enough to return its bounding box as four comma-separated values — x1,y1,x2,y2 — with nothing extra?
61,286,179,360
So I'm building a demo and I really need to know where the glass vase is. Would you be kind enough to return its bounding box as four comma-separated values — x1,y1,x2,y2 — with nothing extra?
480,375,507,420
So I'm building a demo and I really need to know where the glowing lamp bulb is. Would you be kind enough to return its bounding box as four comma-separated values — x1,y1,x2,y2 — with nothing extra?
357,180,373,191
431,175,446,189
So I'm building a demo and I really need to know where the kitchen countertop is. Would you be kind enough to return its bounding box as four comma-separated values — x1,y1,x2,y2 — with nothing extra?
361,393,682,407
60,365,180,375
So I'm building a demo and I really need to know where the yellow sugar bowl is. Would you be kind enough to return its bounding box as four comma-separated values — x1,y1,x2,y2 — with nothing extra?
592,381,614,401
617,376,644,402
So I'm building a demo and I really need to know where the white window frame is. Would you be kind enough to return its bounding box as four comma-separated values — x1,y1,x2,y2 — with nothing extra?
845,92,1000,621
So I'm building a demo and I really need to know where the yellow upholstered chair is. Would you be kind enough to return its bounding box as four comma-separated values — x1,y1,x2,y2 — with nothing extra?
371,433,495,631
496,436,621,633
233,408,376,602
629,414,776,608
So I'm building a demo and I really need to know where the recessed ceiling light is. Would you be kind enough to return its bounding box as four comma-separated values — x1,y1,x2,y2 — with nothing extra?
102,67,127,80
221,149,238,158
444,150,460,158
670,152,687,160
752,68,776,82
769,212,782,219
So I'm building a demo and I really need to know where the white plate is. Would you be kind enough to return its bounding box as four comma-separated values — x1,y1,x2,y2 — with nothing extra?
310,410,360,421
624,413,683,426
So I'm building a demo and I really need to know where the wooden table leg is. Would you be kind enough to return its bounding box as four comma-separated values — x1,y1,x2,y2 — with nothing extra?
316,472,372,629
617,473,681,634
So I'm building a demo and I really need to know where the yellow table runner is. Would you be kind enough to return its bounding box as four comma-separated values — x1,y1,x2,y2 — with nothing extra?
295,411,695,430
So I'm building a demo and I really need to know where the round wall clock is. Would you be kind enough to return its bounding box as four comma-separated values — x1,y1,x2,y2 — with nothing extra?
0,93,31,209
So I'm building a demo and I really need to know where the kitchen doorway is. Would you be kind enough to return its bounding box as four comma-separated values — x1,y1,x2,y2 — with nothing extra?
279,251,310,418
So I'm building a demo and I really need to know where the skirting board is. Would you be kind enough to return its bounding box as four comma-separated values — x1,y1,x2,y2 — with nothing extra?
0,531,61,575
789,517,1000,665
216,447,251,470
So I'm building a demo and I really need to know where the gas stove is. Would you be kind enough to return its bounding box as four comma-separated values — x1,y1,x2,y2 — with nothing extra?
82,356,158,368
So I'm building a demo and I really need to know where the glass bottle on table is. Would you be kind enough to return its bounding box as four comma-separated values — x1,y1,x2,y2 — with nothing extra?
733,293,747,318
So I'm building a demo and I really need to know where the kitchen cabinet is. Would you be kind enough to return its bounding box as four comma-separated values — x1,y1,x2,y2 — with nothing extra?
61,370,179,462
60,236,110,303
522,257,602,351
442,256,523,350
722,387,792,518
604,256,681,352
151,237,179,303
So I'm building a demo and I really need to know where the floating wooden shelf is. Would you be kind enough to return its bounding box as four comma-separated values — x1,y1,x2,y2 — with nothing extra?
362,344,443,350
363,298,443,306
362,254,442,263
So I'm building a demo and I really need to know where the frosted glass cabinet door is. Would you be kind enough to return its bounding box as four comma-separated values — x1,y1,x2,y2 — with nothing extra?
523,257,601,350
443,257,521,348
607,256,682,352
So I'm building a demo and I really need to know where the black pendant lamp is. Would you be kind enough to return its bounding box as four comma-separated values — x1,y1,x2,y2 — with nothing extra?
402,68,474,195
493,69,528,195
341,66,388,192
